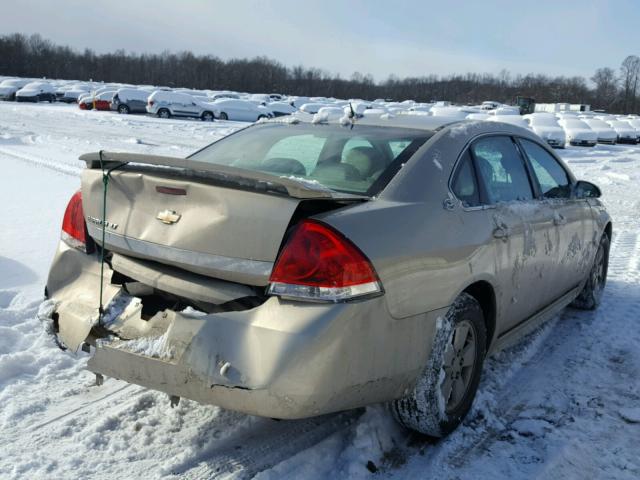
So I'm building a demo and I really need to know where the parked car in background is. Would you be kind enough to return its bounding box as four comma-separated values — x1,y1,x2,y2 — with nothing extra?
624,117,640,136
15,81,56,103
209,91,241,101
110,88,150,114
581,119,617,144
212,98,273,121
430,106,476,119
268,101,298,117
605,120,638,144
0,78,33,100
58,84,92,103
146,91,216,121
487,115,531,130
558,118,598,146
466,113,491,121
44,118,610,440
299,102,330,114
524,113,567,148
78,91,115,111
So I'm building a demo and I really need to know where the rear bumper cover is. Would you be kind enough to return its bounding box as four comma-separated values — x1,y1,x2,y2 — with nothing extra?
44,242,444,418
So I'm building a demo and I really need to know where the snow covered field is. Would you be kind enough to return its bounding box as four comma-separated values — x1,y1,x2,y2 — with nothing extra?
0,102,639,479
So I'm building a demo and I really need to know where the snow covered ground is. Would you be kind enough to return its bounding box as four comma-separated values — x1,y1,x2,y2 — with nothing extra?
1,102,639,479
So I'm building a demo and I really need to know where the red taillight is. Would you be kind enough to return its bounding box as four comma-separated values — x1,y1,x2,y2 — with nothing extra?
268,220,382,302
148,100,154,106
61,190,90,253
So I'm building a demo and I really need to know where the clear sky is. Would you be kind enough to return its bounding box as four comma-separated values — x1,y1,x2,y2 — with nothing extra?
0,0,635,81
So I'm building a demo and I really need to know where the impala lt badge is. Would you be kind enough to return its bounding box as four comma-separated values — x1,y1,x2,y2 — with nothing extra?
87,216,118,230
156,209,181,225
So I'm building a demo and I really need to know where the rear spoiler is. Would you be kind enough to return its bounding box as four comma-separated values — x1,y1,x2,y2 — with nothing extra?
79,151,369,201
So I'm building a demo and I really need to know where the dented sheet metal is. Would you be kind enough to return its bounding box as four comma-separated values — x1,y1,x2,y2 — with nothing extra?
110,253,255,304
45,242,120,352
81,167,301,285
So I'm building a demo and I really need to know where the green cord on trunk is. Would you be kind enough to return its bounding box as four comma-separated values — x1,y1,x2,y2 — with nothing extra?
97,151,127,326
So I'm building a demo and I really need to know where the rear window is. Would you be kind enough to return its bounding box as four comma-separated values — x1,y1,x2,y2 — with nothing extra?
189,123,431,195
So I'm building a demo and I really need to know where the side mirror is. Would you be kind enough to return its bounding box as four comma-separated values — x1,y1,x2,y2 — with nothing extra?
575,180,601,199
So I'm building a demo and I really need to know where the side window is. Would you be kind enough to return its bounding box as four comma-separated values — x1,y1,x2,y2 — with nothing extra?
519,139,571,199
452,150,480,207
471,136,533,203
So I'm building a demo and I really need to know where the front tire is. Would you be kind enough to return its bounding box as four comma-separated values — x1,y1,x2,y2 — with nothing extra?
391,293,486,437
218,112,228,120
571,233,609,310
201,111,214,121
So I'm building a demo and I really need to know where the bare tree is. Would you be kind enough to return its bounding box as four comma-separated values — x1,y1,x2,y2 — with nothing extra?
619,55,640,113
1,33,639,113
591,67,618,110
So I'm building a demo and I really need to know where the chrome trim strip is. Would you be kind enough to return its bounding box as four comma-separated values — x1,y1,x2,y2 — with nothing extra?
87,224,273,281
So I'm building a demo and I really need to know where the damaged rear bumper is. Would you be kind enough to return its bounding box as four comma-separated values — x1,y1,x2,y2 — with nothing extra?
44,242,445,419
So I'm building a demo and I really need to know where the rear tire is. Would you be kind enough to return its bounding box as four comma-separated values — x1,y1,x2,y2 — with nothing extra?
118,104,130,114
571,233,609,310
391,293,486,437
219,112,228,120
158,108,170,119
257,114,267,120
201,111,214,121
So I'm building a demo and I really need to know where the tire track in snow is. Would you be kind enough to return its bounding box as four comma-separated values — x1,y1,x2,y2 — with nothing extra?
0,147,82,177
179,410,362,479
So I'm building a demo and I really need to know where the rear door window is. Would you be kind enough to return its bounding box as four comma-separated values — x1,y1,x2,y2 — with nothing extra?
519,139,571,199
452,150,480,207
471,136,534,203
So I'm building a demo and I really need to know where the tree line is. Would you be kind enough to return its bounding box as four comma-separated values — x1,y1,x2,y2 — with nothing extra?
1,33,640,113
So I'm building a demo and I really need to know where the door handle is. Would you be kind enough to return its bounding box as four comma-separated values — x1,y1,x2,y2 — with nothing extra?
493,226,510,240
554,213,567,226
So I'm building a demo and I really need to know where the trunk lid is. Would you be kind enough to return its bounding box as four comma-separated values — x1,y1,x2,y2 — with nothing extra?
80,152,366,286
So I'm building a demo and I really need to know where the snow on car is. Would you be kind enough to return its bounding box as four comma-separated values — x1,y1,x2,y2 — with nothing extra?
605,119,639,144
487,114,531,129
78,91,116,111
523,113,567,148
267,101,298,117
110,88,151,114
211,98,273,121
146,90,217,121
299,102,331,114
558,117,598,146
15,81,56,103
581,118,618,144
0,78,33,101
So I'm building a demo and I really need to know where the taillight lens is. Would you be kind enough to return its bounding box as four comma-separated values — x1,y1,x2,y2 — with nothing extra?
268,220,382,302
61,190,91,253
148,100,154,106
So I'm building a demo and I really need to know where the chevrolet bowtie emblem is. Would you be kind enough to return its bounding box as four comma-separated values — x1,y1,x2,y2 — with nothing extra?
156,209,181,224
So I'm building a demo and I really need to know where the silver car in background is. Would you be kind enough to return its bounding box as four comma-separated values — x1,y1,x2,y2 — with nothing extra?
43,117,610,437
146,90,216,121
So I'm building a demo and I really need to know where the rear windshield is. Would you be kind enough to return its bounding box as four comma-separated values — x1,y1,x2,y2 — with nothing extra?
189,123,431,195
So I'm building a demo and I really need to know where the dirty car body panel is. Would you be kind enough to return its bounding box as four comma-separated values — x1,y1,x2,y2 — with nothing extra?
44,118,611,419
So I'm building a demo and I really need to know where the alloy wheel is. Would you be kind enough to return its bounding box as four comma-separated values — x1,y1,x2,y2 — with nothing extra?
441,320,477,413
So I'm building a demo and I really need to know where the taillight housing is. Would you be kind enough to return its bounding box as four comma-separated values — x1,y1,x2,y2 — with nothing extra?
148,100,154,106
268,219,382,302
61,190,92,253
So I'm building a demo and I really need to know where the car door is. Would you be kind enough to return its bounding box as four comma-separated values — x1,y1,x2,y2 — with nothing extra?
469,135,557,331
518,138,594,294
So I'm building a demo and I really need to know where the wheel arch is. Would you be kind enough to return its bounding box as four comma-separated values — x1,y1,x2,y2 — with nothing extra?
604,222,612,240
461,280,496,352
